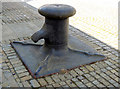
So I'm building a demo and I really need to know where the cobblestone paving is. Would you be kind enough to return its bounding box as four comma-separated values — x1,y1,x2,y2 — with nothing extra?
1,2,119,88
2,2,44,41
1,26,119,88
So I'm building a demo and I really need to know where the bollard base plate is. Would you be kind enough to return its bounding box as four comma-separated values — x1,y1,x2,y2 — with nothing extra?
11,35,105,78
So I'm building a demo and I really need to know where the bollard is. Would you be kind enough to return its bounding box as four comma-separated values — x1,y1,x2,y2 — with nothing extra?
31,4,76,56
11,4,105,78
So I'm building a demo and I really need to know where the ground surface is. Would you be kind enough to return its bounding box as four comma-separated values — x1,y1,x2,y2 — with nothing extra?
1,2,119,88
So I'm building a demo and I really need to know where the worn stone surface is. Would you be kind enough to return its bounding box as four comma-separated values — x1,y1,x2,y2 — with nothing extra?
38,78,47,86
22,81,31,87
20,75,32,82
30,79,40,87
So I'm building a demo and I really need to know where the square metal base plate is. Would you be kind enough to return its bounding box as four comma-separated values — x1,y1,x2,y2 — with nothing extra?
11,35,105,78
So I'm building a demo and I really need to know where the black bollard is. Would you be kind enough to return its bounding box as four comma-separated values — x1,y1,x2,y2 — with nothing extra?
31,4,76,50
11,4,105,78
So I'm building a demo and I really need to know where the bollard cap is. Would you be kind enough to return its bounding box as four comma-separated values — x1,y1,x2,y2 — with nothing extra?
38,4,76,19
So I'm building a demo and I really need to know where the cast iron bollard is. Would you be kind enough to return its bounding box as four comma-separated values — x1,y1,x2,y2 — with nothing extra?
11,4,105,78
31,4,76,49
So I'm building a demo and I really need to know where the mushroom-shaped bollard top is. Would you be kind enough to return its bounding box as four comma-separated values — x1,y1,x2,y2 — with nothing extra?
38,4,76,19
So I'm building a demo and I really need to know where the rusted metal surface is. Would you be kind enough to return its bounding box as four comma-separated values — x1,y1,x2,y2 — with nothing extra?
11,4,105,78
